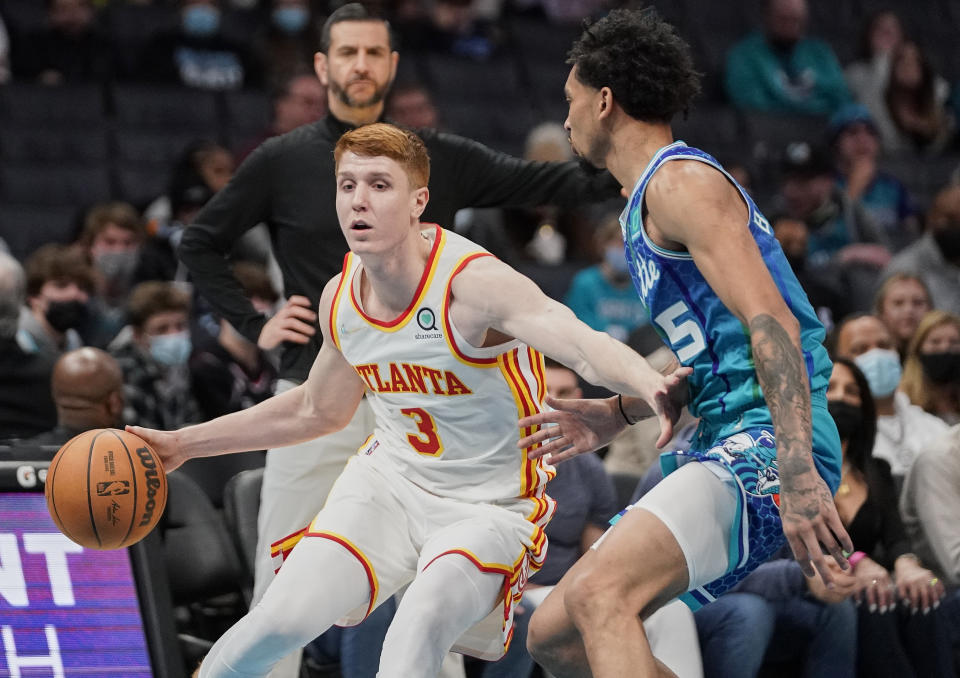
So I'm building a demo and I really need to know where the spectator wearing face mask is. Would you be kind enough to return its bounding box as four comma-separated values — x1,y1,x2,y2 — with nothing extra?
136,0,260,90
825,357,952,678
885,183,960,317
833,312,948,488
253,0,321,88
78,202,146,347
563,214,649,343
19,244,96,361
900,311,960,425
110,281,200,430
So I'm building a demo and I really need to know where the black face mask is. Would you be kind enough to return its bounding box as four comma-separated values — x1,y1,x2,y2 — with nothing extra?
919,352,960,385
933,228,960,262
45,299,88,333
828,400,862,441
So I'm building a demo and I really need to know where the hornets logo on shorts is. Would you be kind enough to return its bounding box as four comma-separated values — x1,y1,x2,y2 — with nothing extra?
703,430,780,506
663,427,787,609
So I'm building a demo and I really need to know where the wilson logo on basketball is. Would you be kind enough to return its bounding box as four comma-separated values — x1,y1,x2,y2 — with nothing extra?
96,480,130,496
136,447,162,527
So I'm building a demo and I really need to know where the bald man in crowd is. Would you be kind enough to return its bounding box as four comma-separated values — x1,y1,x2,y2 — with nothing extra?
22,347,125,447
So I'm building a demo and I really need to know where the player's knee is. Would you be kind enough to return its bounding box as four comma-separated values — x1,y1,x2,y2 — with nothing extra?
563,567,631,625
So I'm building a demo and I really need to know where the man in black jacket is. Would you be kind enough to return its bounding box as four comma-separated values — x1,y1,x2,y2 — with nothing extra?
178,5,618,674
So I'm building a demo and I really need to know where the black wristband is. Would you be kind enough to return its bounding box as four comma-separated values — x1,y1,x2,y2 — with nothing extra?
618,394,635,425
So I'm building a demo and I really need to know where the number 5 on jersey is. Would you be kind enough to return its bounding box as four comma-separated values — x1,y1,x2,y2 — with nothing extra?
401,407,444,457
654,300,706,362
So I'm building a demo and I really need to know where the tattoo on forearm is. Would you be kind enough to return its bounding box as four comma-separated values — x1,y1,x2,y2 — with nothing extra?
749,313,813,487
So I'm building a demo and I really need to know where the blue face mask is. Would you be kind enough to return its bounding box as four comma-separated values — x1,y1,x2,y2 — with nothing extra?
182,5,221,37
150,331,192,367
854,347,902,398
272,6,309,34
604,246,630,275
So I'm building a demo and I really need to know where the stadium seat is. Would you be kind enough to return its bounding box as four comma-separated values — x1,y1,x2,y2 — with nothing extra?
0,123,110,164
111,84,221,134
162,471,246,605
182,450,265,510
114,127,217,167
0,83,105,125
0,162,111,206
102,3,179,77
673,105,744,160
0,203,80,260
422,53,524,104
113,163,170,207
222,467,264,588
223,90,272,142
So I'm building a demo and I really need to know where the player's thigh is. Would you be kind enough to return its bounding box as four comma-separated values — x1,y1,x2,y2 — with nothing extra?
568,462,738,616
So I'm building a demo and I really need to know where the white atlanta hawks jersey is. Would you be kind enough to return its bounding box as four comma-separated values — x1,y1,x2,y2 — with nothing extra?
330,224,555,512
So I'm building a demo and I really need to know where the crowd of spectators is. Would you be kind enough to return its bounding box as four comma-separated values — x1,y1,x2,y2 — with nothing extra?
1,1,960,677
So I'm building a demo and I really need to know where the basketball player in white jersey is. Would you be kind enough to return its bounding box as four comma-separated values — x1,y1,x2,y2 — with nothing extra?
129,123,689,678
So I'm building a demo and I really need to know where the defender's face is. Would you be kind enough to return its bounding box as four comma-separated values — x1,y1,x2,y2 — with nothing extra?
563,67,607,168
336,153,426,254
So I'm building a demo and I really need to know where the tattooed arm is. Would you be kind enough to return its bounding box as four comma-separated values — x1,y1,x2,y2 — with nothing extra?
643,160,853,583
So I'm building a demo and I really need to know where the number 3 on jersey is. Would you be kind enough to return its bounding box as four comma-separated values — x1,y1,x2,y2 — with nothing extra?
654,300,706,362
401,407,444,457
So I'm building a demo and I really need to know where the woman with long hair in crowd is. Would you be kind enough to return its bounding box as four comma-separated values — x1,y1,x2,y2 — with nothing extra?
899,310,960,424
828,357,953,677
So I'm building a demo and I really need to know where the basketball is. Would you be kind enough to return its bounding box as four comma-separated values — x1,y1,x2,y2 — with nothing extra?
45,428,167,550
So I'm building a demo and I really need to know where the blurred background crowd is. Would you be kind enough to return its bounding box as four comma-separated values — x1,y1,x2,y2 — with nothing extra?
1,0,960,677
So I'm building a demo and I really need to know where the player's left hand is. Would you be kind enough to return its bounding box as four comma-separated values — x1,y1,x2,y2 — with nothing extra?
780,469,854,587
520,395,621,463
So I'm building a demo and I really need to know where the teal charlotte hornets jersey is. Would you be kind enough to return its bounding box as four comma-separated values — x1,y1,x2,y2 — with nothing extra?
621,141,840,487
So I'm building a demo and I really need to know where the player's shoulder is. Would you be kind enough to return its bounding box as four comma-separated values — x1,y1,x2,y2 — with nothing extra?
646,156,734,207
319,272,345,308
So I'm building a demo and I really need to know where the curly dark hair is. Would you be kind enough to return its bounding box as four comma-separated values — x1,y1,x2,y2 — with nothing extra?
567,8,701,124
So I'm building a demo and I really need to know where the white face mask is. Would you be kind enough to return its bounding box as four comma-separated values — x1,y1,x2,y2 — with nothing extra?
149,331,192,366
854,347,902,398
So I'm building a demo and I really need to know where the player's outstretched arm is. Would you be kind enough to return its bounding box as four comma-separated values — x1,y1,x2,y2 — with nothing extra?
128,275,366,472
450,257,690,452
646,160,854,584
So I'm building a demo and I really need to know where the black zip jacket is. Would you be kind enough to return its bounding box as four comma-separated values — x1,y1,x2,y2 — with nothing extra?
179,114,619,381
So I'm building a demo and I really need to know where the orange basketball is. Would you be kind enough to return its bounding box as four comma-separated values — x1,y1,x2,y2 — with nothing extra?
45,428,168,550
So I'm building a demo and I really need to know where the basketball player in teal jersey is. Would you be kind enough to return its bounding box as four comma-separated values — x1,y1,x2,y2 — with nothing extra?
520,9,854,678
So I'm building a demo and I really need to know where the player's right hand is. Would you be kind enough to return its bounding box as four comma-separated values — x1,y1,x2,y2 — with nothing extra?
520,395,622,463
258,295,317,350
125,426,185,472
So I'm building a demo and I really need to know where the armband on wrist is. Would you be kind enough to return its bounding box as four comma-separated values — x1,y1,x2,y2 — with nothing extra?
848,551,867,569
617,394,636,426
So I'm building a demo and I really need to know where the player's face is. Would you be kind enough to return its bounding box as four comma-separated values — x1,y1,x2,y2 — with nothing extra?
317,21,397,110
563,67,609,169
336,152,428,254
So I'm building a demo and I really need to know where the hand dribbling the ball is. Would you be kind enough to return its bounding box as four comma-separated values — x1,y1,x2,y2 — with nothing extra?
125,425,185,472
